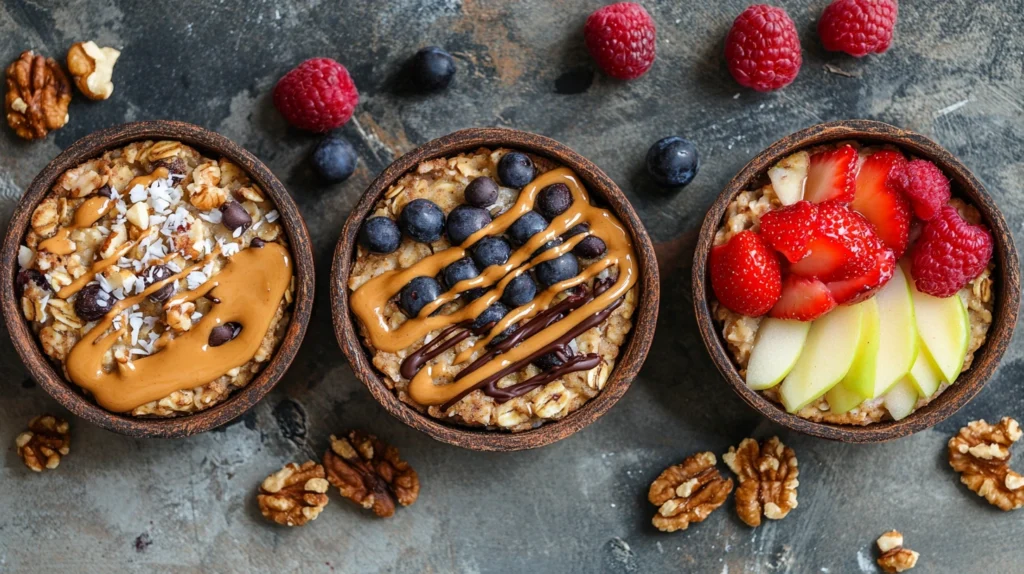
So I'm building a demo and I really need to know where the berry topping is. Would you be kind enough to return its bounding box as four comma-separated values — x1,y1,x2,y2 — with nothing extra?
825,248,895,304
812,201,888,282
502,273,538,307
758,200,818,262
143,264,176,303
910,206,994,298
583,2,657,80
536,183,573,219
399,199,445,243
400,276,442,317
471,236,512,269
409,46,456,92
533,352,564,371
443,258,480,290
497,152,536,189
358,216,401,254
446,205,492,245
646,136,700,188
897,159,950,221
533,238,562,257
818,0,898,57
851,150,911,257
535,253,580,288
709,230,782,317
272,58,358,132
574,235,607,259
209,322,243,347
74,284,114,321
725,5,802,92
769,275,837,321
464,176,499,207
804,145,857,204
788,236,851,280
507,211,549,246
563,223,590,239
311,136,358,183
471,302,509,331
15,269,49,295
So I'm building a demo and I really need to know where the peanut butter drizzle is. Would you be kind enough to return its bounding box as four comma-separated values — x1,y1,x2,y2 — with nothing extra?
125,167,169,191
38,196,114,255
56,228,154,299
65,242,292,412
349,167,638,408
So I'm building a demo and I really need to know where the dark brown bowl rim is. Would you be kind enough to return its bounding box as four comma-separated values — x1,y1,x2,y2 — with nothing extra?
693,119,1021,443
331,128,660,451
0,120,315,438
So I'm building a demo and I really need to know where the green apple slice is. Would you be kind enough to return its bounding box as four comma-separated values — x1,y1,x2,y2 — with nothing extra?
907,347,943,398
746,318,811,390
883,379,920,421
825,379,869,415
768,151,809,206
840,297,881,397
910,279,970,383
779,304,864,413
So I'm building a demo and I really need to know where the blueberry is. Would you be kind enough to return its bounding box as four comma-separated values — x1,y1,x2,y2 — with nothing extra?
536,183,572,219
533,237,562,257
471,236,511,269
399,199,445,243
399,276,443,317
497,152,536,188
562,223,589,239
358,216,401,254
574,235,607,259
446,205,491,245
535,253,579,287
502,273,537,307
443,258,479,290
409,46,456,92
464,176,499,207
507,211,548,246
470,302,509,330
646,136,700,188
311,136,358,183
143,264,176,302
462,287,486,301
74,284,114,321
533,352,564,371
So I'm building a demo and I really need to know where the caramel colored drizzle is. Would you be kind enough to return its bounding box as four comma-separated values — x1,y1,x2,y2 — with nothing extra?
38,196,114,255
56,228,154,299
125,167,169,191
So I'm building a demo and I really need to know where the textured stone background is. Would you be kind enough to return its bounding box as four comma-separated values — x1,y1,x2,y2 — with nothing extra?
1,1,1022,572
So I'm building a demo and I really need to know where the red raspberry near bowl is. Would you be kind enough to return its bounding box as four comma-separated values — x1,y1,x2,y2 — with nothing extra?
584,2,657,80
911,206,994,298
273,58,359,132
818,0,898,57
725,4,802,92
898,159,951,220
710,230,782,317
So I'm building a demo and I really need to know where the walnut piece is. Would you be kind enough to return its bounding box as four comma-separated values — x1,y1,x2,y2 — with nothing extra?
66,41,120,100
948,417,1024,511
323,430,420,517
647,451,733,532
31,197,61,237
5,51,71,140
15,415,70,472
256,461,330,526
876,530,919,573
723,436,799,527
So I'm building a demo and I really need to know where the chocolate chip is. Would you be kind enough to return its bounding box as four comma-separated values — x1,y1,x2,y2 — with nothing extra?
74,284,114,321
143,265,175,302
16,269,50,295
220,202,252,232
97,185,113,198
209,322,242,347
250,238,266,248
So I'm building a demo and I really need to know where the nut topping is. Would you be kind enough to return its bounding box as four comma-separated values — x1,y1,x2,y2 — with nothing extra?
15,415,70,472
5,51,71,140
66,41,121,100
256,461,330,526
948,417,1024,511
323,430,420,517
876,530,919,573
647,451,733,532
722,436,799,527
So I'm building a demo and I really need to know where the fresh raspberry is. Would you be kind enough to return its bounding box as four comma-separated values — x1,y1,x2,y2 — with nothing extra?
584,2,657,80
273,58,359,132
818,0,898,57
759,200,817,262
911,206,994,297
898,159,951,220
710,230,782,317
725,5,802,92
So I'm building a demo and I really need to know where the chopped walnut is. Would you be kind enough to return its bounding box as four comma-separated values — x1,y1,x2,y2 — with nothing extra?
188,162,227,210
166,301,196,332
723,437,799,527
323,430,420,517
66,41,120,100
256,461,330,526
647,451,733,532
948,417,1024,511
15,415,70,472
5,51,71,140
876,530,919,573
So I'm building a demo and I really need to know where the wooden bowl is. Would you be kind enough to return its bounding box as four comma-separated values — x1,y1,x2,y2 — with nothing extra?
331,128,659,451
0,121,315,438
693,120,1020,442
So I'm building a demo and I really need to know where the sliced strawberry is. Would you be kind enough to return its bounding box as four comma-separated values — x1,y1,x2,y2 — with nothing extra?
758,200,818,262
815,201,887,281
769,275,837,321
804,145,857,204
851,150,911,257
826,249,896,305
710,231,782,317
788,236,850,278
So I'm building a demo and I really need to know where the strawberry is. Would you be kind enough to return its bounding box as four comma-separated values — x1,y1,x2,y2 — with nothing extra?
710,230,782,317
769,275,837,321
804,145,857,204
851,150,911,256
826,249,896,304
814,201,887,281
758,200,817,262
788,236,850,279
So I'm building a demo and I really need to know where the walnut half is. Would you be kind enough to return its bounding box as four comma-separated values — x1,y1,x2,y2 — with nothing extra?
5,51,71,140
876,530,919,573
723,436,799,527
15,414,70,472
66,41,120,100
948,417,1024,511
323,430,420,517
648,451,734,532
256,461,330,527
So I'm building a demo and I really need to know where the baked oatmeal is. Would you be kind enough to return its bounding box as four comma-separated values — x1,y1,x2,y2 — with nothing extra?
17,140,294,416
348,148,638,431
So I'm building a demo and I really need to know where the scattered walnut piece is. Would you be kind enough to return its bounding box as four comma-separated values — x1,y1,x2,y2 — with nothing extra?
723,436,799,527
66,41,120,100
948,417,1024,511
323,430,420,517
5,51,71,140
256,461,330,527
647,451,733,532
15,414,70,472
876,530,919,573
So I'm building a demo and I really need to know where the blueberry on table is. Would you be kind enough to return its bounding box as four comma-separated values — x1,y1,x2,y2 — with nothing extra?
646,136,700,188
143,264,176,302
501,273,538,307
74,284,114,321
471,236,512,269
399,199,445,243
311,136,358,183
536,183,572,219
471,302,509,330
573,235,607,259
409,46,456,92
400,276,443,317
533,352,564,371
535,253,579,287
507,211,549,246
446,205,492,245
443,258,480,290
497,152,536,188
464,176,499,207
359,216,401,254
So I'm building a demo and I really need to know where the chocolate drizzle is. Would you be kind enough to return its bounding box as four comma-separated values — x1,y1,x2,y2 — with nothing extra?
400,324,471,380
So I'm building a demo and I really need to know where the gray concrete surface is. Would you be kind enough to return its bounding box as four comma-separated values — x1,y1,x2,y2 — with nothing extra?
1,1,1022,572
